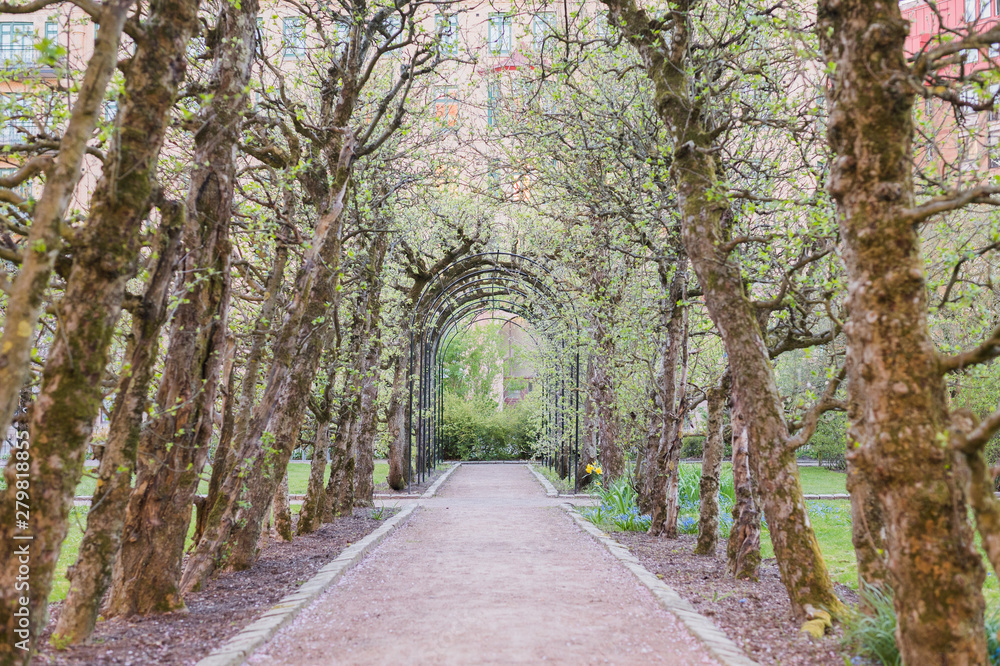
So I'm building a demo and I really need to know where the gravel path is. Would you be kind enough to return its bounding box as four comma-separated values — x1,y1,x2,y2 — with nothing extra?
248,464,719,665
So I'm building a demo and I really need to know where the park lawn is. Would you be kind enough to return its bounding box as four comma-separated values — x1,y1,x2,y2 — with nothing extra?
796,466,847,495
758,500,857,588
53,462,392,602
676,462,846,496
73,460,392,497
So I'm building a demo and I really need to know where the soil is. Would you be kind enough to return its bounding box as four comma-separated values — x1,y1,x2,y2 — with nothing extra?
34,509,391,665
612,532,860,666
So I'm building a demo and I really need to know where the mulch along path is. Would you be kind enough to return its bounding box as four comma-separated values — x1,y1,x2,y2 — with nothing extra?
612,532,860,666
35,509,391,665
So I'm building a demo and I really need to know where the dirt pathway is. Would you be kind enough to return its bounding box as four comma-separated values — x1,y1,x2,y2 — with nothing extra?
248,464,720,665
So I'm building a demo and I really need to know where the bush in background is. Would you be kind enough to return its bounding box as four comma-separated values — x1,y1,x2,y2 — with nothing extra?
439,394,540,460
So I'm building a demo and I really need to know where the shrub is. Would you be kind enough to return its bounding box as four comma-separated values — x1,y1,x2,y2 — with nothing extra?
439,394,540,460
803,412,848,470
680,435,705,458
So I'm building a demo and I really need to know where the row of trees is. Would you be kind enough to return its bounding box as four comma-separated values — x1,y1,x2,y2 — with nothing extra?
3,0,1000,663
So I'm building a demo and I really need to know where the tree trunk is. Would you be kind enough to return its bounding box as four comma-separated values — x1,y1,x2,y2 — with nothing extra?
818,1,986,657
727,401,760,579
386,343,411,490
200,243,288,544
180,138,354,590
600,0,842,619
323,429,355,520
272,472,292,542
649,259,688,537
0,0,199,653
636,386,661,514
298,419,333,535
695,375,728,555
351,232,389,506
105,0,255,616
0,0,133,447
586,354,623,482
51,205,183,645
196,338,238,545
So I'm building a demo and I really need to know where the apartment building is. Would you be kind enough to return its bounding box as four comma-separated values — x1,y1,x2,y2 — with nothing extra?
899,0,1000,172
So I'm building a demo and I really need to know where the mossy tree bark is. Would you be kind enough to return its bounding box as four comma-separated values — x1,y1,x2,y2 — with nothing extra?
106,0,255,616
351,231,389,506
648,258,688,537
199,242,288,544
297,409,334,535
51,203,183,645
0,0,134,449
599,0,842,617
272,472,292,542
727,401,760,580
321,235,388,520
818,1,989,657
695,373,728,556
0,0,198,654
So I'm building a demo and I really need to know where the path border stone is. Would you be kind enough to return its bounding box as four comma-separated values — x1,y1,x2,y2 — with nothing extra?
421,462,461,498
562,504,759,666
194,505,417,666
526,464,558,497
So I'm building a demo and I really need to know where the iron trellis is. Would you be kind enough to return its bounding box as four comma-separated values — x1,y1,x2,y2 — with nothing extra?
405,252,581,492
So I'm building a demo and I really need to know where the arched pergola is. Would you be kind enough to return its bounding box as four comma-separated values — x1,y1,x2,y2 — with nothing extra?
406,252,583,490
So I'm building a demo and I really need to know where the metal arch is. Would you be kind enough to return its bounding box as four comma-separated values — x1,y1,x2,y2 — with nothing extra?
404,252,582,493
417,268,570,337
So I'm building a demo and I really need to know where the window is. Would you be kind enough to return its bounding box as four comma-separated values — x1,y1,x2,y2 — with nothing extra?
332,20,349,45
1,23,36,64
588,12,610,38
990,85,1000,121
433,85,459,128
383,15,403,46
983,0,994,19
966,47,980,63
532,12,556,51
488,13,512,55
960,87,979,116
44,21,58,44
487,158,500,188
487,78,501,127
436,14,458,54
283,17,305,59
968,0,978,22
990,131,1000,168
0,95,31,144
103,99,118,122
0,167,31,199
540,80,557,115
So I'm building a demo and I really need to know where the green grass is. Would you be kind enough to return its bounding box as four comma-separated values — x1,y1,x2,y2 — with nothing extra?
532,463,576,493
758,499,857,587
72,460,393,497
797,466,848,494
675,462,846,496
52,462,392,602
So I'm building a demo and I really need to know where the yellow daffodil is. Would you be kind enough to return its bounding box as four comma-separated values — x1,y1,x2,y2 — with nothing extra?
586,463,594,474
595,466,603,475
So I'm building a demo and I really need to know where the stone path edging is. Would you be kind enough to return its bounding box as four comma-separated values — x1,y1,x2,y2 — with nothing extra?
421,462,461,498
562,504,759,666
194,503,418,666
526,464,558,497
